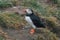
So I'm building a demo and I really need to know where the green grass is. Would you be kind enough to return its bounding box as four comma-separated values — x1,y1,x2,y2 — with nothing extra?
22,0,60,16
0,0,19,8
0,0,13,8
22,0,47,16
0,36,5,40
0,12,25,29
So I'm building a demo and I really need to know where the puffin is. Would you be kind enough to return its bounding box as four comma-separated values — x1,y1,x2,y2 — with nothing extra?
24,9,45,34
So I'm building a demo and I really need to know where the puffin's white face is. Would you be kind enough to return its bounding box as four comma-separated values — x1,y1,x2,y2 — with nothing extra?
25,9,32,14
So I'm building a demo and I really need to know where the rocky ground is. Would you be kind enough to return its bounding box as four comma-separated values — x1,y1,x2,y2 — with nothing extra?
0,26,43,40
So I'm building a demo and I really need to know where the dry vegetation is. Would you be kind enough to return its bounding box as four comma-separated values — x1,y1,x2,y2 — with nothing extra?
0,12,26,29
0,0,60,40
35,28,59,40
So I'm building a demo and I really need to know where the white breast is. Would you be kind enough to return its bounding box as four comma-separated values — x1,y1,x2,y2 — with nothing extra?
25,16,36,29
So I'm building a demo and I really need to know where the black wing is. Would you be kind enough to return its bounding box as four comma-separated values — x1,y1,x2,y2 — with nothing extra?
30,15,45,28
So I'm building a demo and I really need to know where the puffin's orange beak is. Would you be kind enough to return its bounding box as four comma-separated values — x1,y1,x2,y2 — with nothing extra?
21,9,26,15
